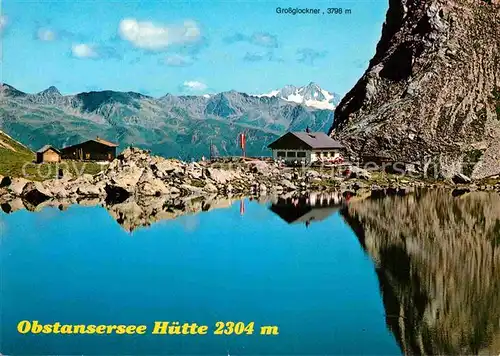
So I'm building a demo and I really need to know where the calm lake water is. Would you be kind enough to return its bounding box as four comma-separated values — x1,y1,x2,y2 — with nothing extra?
1,190,500,355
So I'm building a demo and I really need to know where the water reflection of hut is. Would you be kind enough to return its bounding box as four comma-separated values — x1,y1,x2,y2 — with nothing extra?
269,192,344,226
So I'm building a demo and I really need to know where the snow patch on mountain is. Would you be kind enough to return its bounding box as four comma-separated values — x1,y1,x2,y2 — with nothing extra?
256,82,340,110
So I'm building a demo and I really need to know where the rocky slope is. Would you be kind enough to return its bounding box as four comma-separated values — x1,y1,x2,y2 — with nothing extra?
0,84,335,159
341,190,500,354
330,0,500,179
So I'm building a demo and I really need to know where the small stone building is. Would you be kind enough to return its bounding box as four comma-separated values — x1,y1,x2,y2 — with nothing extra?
36,145,61,164
268,131,344,164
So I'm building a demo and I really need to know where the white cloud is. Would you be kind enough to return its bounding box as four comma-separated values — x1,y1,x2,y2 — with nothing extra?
0,15,8,32
118,18,200,50
164,54,193,66
182,80,207,91
37,28,56,41
71,43,98,58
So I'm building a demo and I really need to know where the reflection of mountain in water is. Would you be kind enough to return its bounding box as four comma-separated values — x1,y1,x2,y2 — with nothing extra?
341,189,500,355
270,192,344,226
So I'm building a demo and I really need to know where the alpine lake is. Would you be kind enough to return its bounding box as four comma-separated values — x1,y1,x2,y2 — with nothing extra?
1,189,500,355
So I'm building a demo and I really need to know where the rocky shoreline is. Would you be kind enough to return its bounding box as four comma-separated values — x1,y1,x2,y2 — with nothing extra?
1,147,500,214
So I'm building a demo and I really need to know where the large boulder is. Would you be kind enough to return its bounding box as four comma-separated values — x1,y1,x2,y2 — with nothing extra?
348,166,371,180
151,159,184,179
139,178,176,196
42,179,71,199
118,147,152,166
8,177,30,196
22,181,53,206
248,160,271,175
77,182,106,197
108,164,144,193
185,163,203,180
137,168,179,196
206,168,234,184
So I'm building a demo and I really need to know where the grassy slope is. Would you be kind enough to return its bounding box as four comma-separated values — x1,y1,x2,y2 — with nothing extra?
0,130,105,181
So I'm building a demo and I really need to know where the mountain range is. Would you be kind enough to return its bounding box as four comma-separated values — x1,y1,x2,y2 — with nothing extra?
0,83,340,159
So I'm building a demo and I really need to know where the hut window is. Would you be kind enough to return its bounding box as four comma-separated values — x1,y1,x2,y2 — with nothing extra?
287,151,296,158
277,151,286,157
297,152,306,158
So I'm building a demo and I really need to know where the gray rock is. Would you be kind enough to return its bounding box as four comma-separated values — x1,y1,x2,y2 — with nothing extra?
152,159,184,178
109,166,144,193
203,182,218,193
306,170,321,178
249,160,271,175
452,173,472,184
348,166,371,180
22,181,53,205
206,168,233,184
283,172,293,181
280,179,296,191
179,184,203,195
8,177,30,196
77,182,105,197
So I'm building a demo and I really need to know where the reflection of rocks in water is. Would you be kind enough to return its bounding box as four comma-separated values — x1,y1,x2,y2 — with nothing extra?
105,195,248,232
341,189,500,355
270,192,344,226
0,193,247,232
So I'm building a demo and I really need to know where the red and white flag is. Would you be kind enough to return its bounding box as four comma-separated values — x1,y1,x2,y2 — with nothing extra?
239,133,246,150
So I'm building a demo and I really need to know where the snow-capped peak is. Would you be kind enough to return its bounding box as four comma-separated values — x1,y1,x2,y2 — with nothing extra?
257,82,340,110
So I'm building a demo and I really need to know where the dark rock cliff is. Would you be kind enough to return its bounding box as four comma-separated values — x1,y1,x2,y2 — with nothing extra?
330,0,500,179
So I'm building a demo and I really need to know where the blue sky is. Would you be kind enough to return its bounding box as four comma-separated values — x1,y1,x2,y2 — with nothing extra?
0,0,387,97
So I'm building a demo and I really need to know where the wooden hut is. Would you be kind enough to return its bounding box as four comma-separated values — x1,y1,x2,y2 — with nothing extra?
61,137,118,161
36,145,61,163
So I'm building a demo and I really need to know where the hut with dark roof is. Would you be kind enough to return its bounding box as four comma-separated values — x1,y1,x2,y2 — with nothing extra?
60,137,118,161
267,131,344,164
36,145,61,164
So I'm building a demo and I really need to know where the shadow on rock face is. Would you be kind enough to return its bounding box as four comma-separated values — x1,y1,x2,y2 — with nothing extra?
341,189,500,355
1,202,12,214
0,176,12,188
22,189,50,208
104,184,130,205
